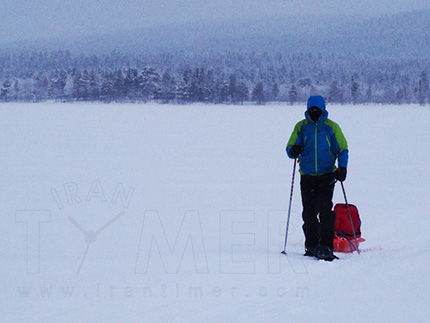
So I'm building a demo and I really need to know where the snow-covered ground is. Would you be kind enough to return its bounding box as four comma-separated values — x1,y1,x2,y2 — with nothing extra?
1,102,429,322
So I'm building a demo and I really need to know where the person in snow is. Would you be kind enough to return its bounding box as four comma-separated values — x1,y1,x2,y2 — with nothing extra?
286,95,348,260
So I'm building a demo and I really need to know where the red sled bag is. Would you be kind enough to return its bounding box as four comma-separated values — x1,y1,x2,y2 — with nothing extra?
333,203,365,253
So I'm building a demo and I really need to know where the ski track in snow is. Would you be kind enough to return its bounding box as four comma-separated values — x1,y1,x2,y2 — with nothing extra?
0,102,429,322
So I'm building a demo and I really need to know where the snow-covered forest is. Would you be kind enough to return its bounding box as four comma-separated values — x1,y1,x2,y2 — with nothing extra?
1,49,430,104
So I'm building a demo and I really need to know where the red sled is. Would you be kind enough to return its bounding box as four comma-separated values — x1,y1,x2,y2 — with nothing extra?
333,203,365,253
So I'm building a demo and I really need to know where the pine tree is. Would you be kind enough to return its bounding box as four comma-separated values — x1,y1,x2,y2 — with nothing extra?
100,72,115,103
217,79,230,104
351,76,360,104
236,81,249,104
271,83,279,102
202,69,215,103
51,69,67,100
328,81,343,104
252,82,265,105
288,85,298,105
159,71,176,103
88,70,99,101
0,80,11,102
418,71,429,105
229,74,238,103
32,73,49,101
365,85,372,103
189,68,205,102
124,68,139,100
73,70,90,101
13,79,20,101
113,69,125,101
140,67,161,102
176,69,192,103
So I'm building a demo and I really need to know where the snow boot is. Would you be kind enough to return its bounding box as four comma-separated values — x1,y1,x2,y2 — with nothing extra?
304,246,318,257
316,245,338,261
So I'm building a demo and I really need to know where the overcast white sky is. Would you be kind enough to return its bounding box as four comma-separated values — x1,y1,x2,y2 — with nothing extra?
1,0,429,43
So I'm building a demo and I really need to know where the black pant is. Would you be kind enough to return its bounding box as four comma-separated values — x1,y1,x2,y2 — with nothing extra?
300,174,336,249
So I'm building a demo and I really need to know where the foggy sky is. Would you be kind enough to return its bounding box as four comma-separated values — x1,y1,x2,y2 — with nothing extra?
1,0,430,43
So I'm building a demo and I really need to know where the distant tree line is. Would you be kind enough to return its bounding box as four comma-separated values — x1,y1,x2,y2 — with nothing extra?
1,50,430,105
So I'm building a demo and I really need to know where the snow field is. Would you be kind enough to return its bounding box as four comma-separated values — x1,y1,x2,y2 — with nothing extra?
0,102,429,322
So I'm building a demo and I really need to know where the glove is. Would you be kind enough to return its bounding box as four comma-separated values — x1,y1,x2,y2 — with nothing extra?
289,145,302,158
334,167,347,182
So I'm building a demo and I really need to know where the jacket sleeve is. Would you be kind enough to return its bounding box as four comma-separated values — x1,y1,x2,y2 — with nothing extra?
286,121,304,159
333,123,348,168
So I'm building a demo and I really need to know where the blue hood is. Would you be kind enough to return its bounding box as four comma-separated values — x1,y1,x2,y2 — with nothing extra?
305,95,328,122
307,95,326,112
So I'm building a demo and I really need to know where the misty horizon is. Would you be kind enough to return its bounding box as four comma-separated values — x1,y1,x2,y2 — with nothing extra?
1,0,430,44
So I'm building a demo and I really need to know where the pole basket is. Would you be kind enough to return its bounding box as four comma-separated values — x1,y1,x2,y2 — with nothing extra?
333,203,365,253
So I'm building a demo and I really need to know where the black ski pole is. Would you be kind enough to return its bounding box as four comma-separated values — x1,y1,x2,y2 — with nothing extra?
281,158,297,255
340,181,360,254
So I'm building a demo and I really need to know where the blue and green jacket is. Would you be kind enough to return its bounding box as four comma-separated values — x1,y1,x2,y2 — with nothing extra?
286,97,348,175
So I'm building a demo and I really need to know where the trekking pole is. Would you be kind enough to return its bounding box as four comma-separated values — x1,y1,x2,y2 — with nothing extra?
340,181,360,254
281,158,297,255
